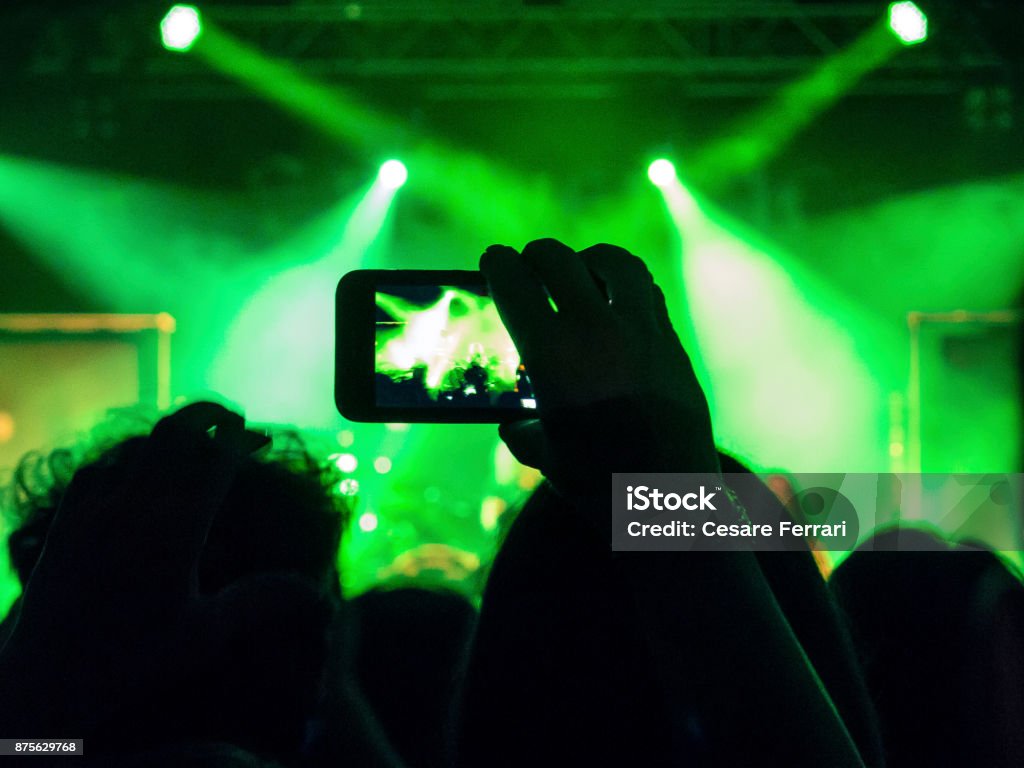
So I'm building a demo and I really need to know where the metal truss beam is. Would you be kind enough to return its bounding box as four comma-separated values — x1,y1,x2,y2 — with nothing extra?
8,2,1008,99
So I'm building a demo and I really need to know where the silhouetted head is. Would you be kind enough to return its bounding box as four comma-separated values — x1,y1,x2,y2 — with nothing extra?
5,446,75,587
2,410,347,762
201,435,345,594
4,419,346,596
831,527,1024,766
352,585,476,768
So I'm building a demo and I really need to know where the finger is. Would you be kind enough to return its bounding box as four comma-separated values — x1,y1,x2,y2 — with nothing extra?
151,401,243,447
651,284,676,336
151,401,259,468
144,403,252,555
241,429,273,455
149,402,247,501
520,238,606,315
652,283,703,378
481,244,554,350
183,407,271,455
497,419,548,471
578,244,657,326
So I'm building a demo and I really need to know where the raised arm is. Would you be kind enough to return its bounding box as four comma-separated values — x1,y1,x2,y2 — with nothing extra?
459,239,866,767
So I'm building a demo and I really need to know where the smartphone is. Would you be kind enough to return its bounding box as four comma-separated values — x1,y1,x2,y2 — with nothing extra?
335,269,537,423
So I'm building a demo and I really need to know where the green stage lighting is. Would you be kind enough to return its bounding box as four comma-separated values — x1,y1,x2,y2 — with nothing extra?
648,159,677,188
334,452,358,473
161,5,202,52
888,2,928,45
378,159,408,190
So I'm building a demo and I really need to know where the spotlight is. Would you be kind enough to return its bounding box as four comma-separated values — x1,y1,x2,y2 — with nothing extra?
647,158,677,188
378,159,408,190
888,2,927,45
337,478,360,496
334,452,358,473
161,5,202,52
358,512,379,532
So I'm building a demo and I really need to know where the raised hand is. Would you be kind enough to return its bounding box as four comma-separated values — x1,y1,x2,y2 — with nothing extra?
21,403,263,625
481,238,719,490
473,239,866,768
0,402,269,736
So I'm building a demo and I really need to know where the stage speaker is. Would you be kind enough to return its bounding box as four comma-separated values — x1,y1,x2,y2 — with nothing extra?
0,313,174,475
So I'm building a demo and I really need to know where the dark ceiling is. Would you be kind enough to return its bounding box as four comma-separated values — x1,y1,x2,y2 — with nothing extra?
1,1,1021,284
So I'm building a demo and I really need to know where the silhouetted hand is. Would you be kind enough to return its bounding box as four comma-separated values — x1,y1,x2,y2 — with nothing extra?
0,402,269,734
481,239,719,496
21,403,264,627
476,241,867,768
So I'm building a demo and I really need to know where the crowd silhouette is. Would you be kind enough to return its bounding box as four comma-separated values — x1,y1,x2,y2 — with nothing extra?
0,239,1021,767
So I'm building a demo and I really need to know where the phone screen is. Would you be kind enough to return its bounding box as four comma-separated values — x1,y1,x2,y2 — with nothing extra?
374,284,536,411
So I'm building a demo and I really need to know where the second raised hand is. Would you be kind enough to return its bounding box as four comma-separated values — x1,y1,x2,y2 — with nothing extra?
481,238,720,486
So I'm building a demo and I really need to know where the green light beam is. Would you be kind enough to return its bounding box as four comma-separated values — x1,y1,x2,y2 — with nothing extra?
656,179,899,473
797,174,1024,314
209,178,399,426
185,16,564,242
192,21,401,149
0,155,400,422
0,155,240,312
689,21,903,189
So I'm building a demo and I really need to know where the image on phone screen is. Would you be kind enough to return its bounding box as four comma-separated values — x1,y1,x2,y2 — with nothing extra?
374,284,536,410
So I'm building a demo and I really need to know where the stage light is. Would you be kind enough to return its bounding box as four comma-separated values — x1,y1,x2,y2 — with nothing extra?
888,2,927,45
378,159,408,189
337,478,360,496
373,456,392,474
358,511,379,532
161,5,202,52
334,452,358,473
648,159,677,188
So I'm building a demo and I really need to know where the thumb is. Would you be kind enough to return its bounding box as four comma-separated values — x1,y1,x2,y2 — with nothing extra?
498,419,549,470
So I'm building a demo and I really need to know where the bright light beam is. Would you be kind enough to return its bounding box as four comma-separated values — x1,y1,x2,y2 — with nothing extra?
0,154,402,427
179,16,563,242
652,173,701,231
180,19,399,147
0,155,231,312
209,175,401,425
689,20,905,190
799,174,1024,314
654,177,896,473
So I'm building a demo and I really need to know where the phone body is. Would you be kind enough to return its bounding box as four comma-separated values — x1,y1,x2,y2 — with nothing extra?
335,269,537,423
